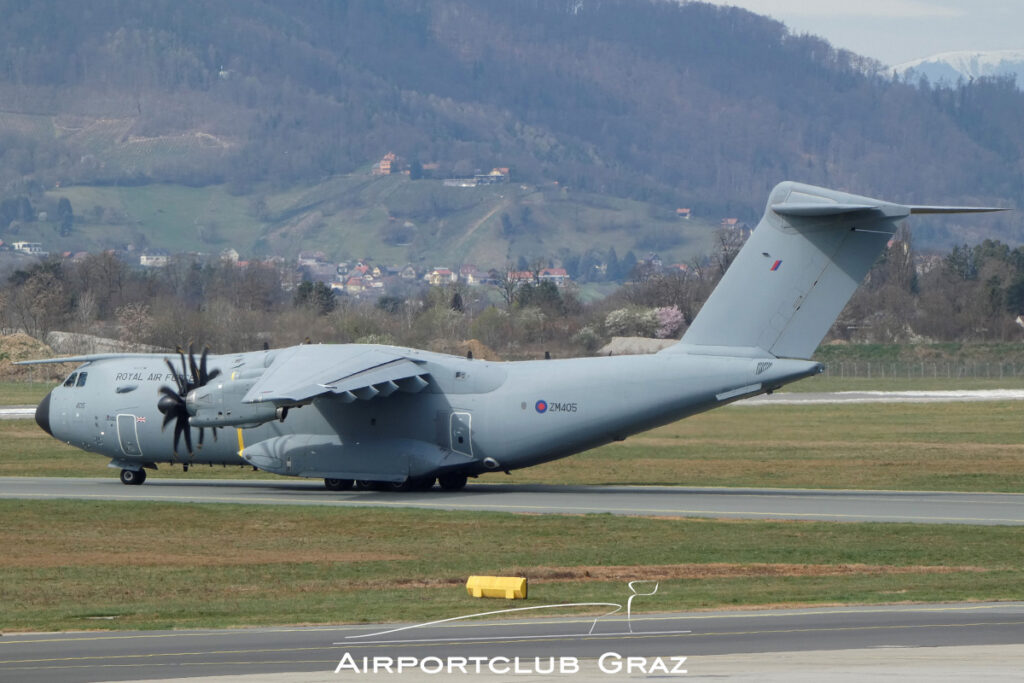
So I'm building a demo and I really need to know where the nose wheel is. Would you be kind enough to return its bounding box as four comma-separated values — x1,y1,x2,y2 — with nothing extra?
119,468,147,485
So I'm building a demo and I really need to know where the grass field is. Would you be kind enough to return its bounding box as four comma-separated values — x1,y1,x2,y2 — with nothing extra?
3,398,1021,491
0,381,57,405
2,499,1022,632
516,400,1024,491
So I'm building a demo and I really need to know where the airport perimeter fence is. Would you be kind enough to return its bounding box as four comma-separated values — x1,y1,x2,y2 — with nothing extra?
818,361,1024,379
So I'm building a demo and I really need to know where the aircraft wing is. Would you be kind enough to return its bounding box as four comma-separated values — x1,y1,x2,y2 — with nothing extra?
242,345,430,404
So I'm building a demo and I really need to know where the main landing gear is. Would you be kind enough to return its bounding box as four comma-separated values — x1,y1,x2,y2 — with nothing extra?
437,473,468,491
325,473,469,492
120,468,147,485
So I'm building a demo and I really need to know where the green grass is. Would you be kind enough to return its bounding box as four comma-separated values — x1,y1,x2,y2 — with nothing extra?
2,500,1022,631
3,398,1024,491
0,381,53,405
515,400,1024,491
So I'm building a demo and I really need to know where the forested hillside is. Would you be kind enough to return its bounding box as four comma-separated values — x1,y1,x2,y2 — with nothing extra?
0,0,1022,253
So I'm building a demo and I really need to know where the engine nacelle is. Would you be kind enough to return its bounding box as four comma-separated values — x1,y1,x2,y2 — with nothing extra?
186,377,285,428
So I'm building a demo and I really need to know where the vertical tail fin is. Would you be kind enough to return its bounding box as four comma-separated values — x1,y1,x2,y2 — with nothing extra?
672,181,1004,360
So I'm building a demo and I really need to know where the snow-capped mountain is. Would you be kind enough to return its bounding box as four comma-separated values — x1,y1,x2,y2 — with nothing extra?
892,49,1024,89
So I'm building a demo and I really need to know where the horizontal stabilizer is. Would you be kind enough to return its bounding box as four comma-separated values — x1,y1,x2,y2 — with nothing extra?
908,205,1008,214
770,202,882,217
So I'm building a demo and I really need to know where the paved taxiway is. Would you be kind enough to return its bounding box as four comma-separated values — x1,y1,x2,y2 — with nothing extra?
2,602,1022,682
2,476,1023,525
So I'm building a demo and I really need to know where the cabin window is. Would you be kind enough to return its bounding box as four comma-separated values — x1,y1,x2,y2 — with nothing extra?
63,373,78,387
76,372,88,387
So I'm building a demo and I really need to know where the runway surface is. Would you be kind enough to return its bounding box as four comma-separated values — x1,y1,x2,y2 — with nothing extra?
2,602,1022,682
2,476,1023,525
0,406,35,420
742,388,1024,404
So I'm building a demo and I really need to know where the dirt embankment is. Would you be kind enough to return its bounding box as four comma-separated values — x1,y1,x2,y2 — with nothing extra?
0,333,74,381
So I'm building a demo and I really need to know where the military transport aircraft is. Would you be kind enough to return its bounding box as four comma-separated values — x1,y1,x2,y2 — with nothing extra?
22,182,1004,491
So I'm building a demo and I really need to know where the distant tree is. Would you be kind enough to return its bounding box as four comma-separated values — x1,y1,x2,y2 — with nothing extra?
293,281,336,315
409,160,424,180
376,295,404,313
516,280,562,315
17,196,33,222
619,251,638,281
0,197,32,228
496,266,520,308
56,197,73,236
945,244,978,281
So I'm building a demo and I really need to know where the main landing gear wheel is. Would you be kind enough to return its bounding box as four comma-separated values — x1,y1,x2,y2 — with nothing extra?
120,468,146,485
437,473,467,491
324,478,354,491
389,477,435,492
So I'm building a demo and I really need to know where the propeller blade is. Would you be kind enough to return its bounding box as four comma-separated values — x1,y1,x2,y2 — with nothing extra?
157,384,182,402
177,348,188,385
164,358,185,395
198,426,204,447
172,420,183,453
183,422,193,455
188,344,200,388
199,347,209,384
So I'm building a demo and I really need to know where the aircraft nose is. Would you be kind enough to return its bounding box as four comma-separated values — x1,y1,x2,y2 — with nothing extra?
35,391,53,436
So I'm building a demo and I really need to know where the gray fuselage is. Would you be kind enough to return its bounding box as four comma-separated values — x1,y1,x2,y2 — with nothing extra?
36,344,820,482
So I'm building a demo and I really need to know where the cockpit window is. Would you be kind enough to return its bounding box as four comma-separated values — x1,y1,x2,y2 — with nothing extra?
76,372,88,387
63,373,78,387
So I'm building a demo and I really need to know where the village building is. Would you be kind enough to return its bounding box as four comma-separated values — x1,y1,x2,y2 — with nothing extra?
139,252,169,268
538,267,570,286
425,268,457,286
459,264,481,285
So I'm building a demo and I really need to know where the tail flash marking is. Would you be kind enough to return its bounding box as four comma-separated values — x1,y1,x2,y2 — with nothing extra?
770,260,782,271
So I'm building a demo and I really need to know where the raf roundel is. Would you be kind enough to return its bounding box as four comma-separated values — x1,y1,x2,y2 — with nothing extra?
535,400,548,413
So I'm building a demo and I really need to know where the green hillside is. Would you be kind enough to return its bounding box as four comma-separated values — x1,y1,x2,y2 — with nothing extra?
0,0,1021,254
35,176,717,267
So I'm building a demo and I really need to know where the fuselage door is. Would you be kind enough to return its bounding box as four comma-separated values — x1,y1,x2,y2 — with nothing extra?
116,414,143,457
449,411,472,457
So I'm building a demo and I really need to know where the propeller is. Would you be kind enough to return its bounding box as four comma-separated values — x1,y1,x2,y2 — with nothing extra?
157,344,221,456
